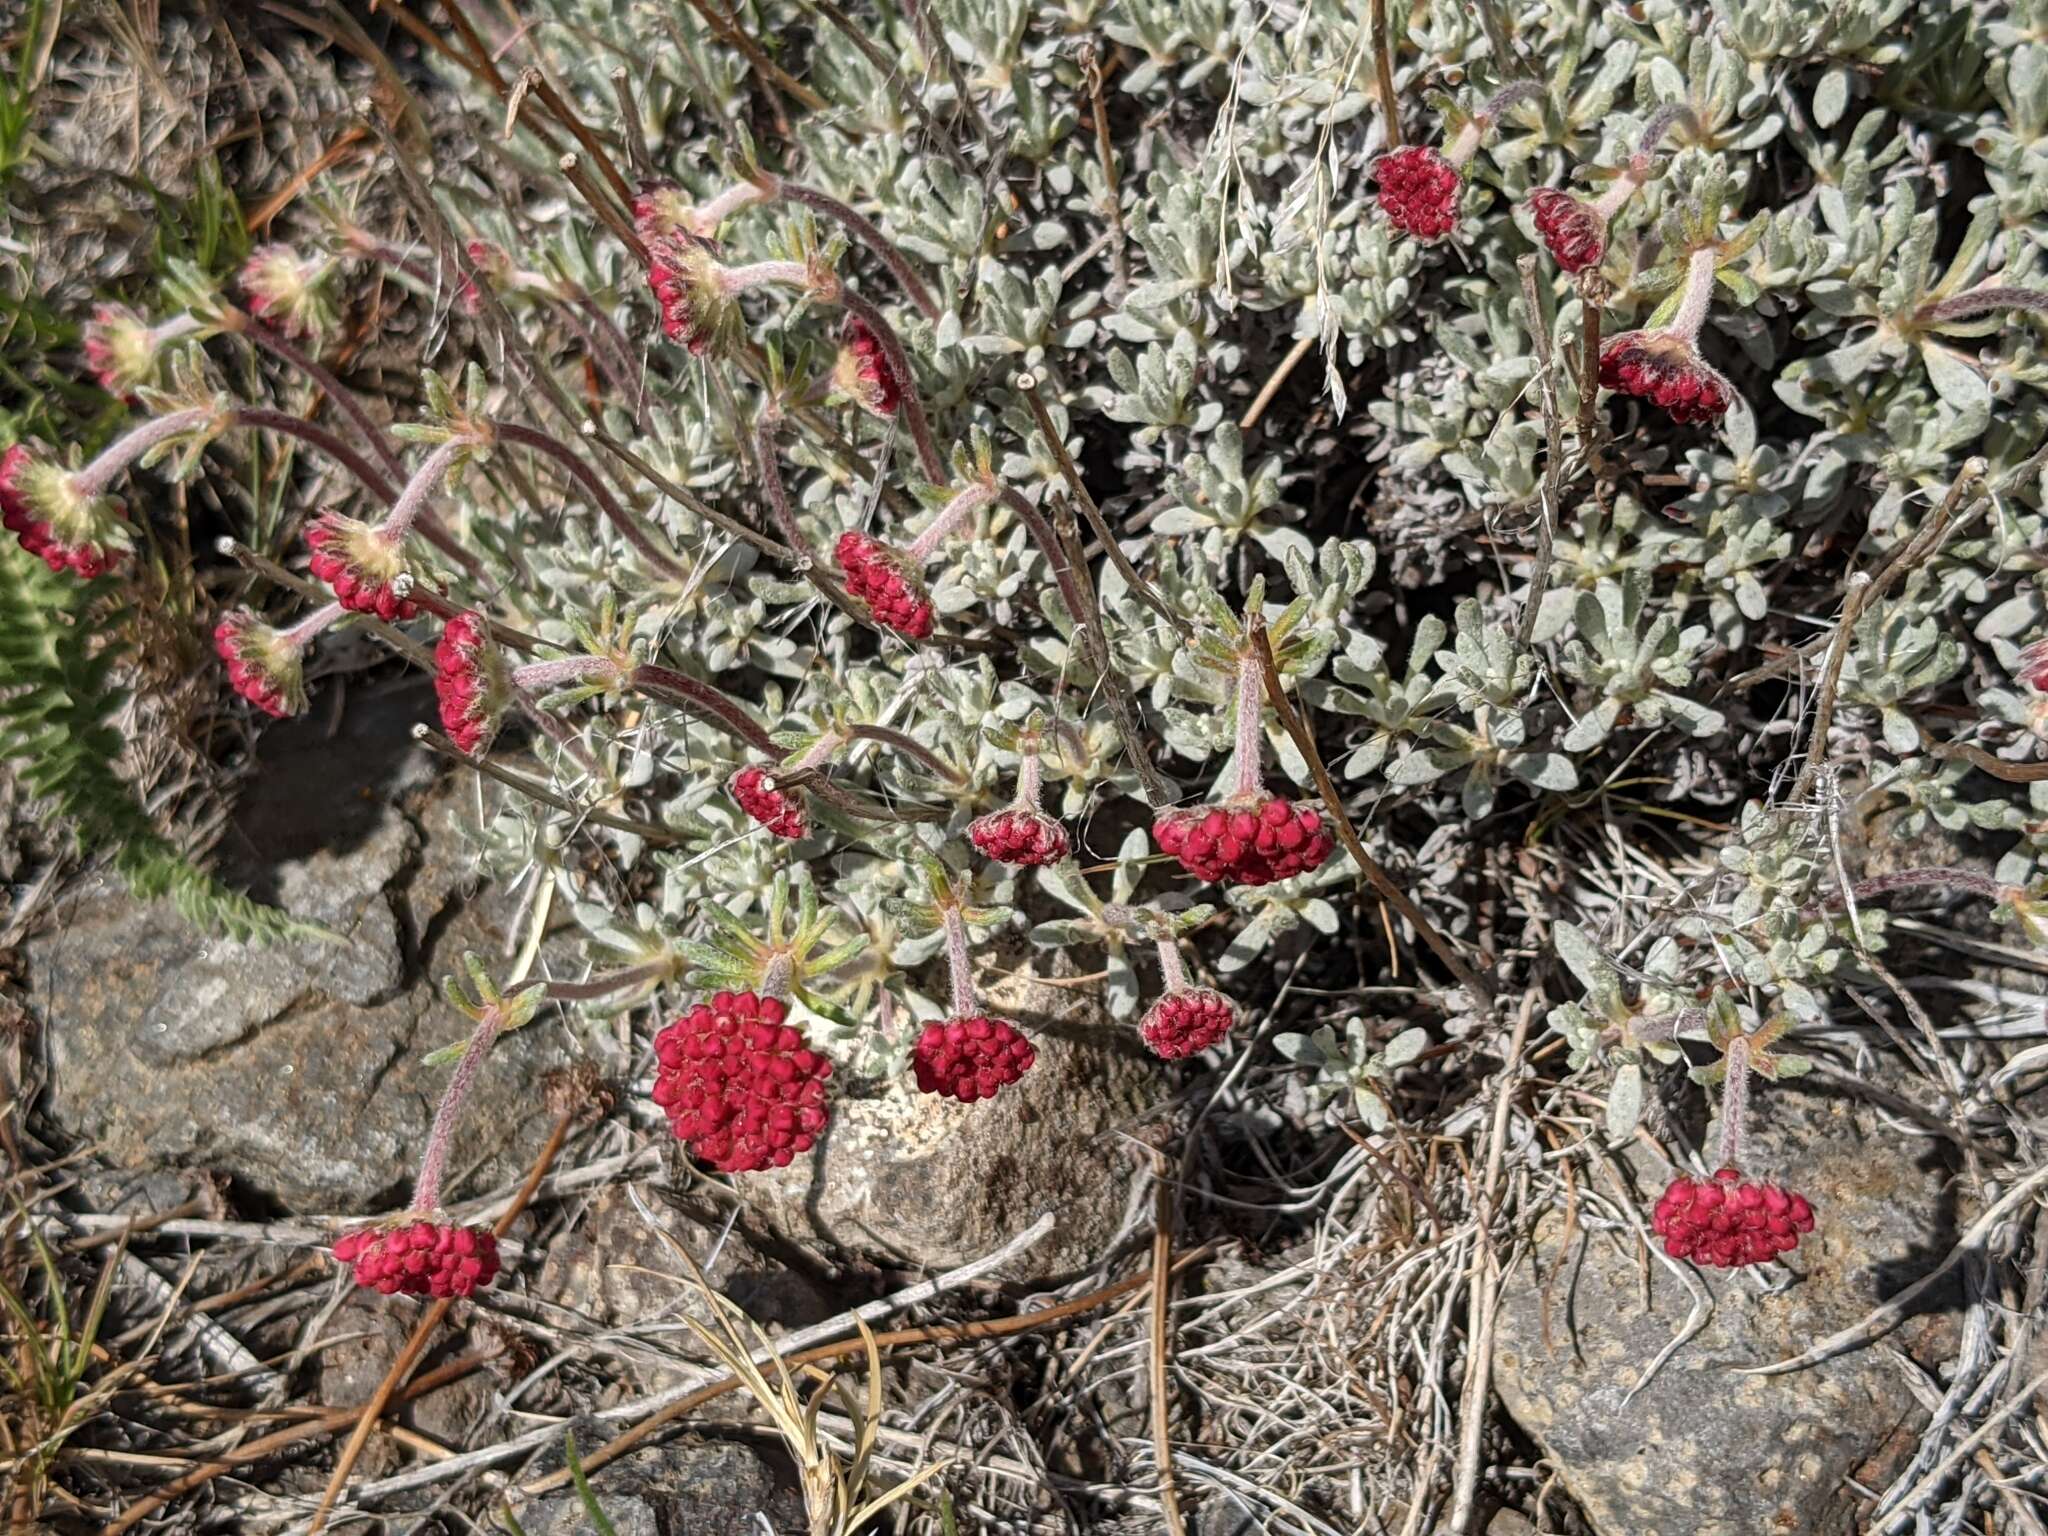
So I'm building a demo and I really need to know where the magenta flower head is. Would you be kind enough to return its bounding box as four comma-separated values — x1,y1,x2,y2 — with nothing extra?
306,510,418,620
729,764,810,839
1,442,130,578
1652,1168,1814,1269
237,244,336,341
1599,245,1737,426
968,722,1070,867
1528,188,1609,273
652,991,833,1171
1141,988,1238,1059
214,603,343,719
1153,635,1336,888
332,1219,500,1298
433,611,511,753
836,530,934,639
644,232,737,355
831,317,902,419
912,1015,1036,1102
1375,83,1544,242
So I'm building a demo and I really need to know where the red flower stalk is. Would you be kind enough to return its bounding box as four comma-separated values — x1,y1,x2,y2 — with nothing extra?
1651,1035,1814,1268
238,244,337,342
1139,934,1237,1059
2,407,215,578
969,735,1069,867
82,306,198,398
832,317,903,419
652,990,833,1171
332,1220,500,1298
214,602,344,718
1598,246,1736,425
1154,651,1336,887
911,901,1035,1103
1375,83,1542,242
835,481,996,641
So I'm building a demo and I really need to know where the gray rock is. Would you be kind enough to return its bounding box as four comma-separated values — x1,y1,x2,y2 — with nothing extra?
311,1297,496,1481
522,1439,803,1535
739,945,1162,1283
30,683,558,1213
1492,1079,1959,1536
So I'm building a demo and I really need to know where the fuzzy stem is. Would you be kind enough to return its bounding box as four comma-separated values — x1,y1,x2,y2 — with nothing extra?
1442,119,1485,169
1715,1036,1751,1171
380,440,464,543
1230,650,1268,800
410,1010,499,1212
941,905,978,1017
492,421,689,581
1153,934,1189,993
905,481,997,562
281,601,347,650
1670,245,1721,343
72,407,216,495
1922,287,2048,325
1637,103,1697,156
794,732,844,772
835,288,944,481
689,180,773,233
845,723,966,782
240,319,407,479
231,407,399,503
717,259,812,295
629,664,779,753
1014,746,1044,811
1477,81,1544,128
769,178,940,320
512,656,620,692
1590,175,1642,222
544,959,671,1002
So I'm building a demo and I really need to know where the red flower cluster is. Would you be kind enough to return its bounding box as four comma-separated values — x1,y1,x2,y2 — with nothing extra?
836,530,934,640
332,1220,500,1297
652,992,832,1172
1528,188,1605,273
1140,988,1238,1059
307,511,417,620
214,609,306,719
729,764,808,839
834,318,902,418
1154,797,1335,887
433,611,506,754
968,807,1069,866
911,1015,1036,1103
1,444,126,578
646,236,727,354
1598,333,1732,424
1652,1167,1815,1269
1376,146,1462,240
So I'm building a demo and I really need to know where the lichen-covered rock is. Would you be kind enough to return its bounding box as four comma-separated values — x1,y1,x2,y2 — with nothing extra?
738,949,1161,1282
1492,1083,1959,1536
523,1440,803,1536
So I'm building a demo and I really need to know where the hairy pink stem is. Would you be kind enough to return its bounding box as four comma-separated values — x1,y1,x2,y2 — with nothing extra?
768,177,939,320
1230,650,1268,799
941,905,979,1017
512,656,620,691
241,320,406,479
690,181,773,231
379,440,464,544
628,664,780,753
71,407,215,495
544,960,672,1001
1589,175,1642,222
281,601,347,650
1716,1036,1750,1170
718,259,812,295
1671,245,1720,343
1153,934,1189,993
1014,746,1044,810
410,1011,499,1212
906,482,997,562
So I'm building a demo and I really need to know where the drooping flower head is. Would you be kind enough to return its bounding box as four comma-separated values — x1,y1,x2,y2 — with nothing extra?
1,442,130,578
306,510,418,620
1651,1168,1814,1269
1140,987,1239,1059
238,244,337,341
83,304,188,398
433,610,511,753
214,604,343,719
1375,83,1544,242
652,990,833,1171
729,763,810,840
836,529,934,640
1528,188,1608,273
333,1219,500,1297
911,1015,1036,1102
832,317,902,419
969,719,1070,866
645,232,738,354
1598,330,1733,425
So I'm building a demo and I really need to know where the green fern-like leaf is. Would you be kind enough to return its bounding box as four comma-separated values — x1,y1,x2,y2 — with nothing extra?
0,546,326,945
